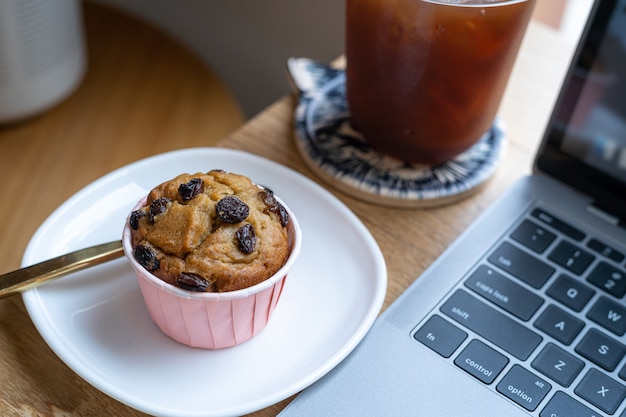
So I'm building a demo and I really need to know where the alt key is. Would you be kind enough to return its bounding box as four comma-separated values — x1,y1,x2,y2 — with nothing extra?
497,365,552,411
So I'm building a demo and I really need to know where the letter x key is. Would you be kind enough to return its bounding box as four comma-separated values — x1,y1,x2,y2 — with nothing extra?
574,369,626,414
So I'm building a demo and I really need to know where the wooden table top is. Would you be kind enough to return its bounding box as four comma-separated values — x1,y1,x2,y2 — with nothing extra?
0,2,243,416
0,4,583,416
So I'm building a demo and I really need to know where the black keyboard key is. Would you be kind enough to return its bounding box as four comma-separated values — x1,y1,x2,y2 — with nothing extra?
534,305,585,345
587,238,625,263
532,343,584,387
511,220,556,253
496,365,551,411
587,296,626,336
414,315,467,358
464,265,543,321
588,262,626,298
532,208,586,241
540,391,602,417
576,328,626,371
488,242,555,289
575,368,626,414
454,339,508,384
546,274,595,312
619,363,626,382
549,241,595,275
440,290,542,360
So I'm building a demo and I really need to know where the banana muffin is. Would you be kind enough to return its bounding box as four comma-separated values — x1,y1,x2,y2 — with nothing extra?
128,169,290,293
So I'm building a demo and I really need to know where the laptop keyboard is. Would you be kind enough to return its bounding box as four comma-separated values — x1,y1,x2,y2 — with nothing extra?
414,207,626,416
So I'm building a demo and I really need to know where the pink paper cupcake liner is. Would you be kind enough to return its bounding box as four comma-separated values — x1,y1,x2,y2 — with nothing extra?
122,196,301,349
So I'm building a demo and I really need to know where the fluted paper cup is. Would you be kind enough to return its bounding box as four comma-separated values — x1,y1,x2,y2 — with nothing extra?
122,196,301,349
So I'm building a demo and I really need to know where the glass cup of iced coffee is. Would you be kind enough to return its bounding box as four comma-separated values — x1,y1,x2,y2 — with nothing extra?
345,0,537,165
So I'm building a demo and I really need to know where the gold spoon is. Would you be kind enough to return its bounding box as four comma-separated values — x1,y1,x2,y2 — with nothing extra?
0,240,124,299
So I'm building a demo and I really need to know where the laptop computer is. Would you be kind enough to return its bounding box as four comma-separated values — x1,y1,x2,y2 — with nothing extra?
278,1,626,416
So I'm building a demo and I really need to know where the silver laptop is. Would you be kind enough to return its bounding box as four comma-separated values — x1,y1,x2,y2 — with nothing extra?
279,1,626,416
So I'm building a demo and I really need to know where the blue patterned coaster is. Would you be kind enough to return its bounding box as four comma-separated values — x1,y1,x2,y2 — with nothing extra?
287,57,506,208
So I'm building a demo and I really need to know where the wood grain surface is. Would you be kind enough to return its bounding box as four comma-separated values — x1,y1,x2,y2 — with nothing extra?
0,2,242,416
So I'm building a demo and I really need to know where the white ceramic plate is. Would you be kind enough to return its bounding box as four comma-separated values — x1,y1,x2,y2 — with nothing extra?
21,148,387,417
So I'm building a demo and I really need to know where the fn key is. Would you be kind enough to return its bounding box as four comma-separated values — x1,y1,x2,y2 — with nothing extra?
415,315,467,358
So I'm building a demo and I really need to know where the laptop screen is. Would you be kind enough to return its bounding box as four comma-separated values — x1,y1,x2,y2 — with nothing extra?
535,0,626,223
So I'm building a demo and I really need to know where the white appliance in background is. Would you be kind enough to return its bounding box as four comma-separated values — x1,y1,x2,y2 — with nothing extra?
0,0,86,124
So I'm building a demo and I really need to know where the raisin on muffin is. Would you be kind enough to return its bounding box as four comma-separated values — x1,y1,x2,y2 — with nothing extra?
128,170,290,292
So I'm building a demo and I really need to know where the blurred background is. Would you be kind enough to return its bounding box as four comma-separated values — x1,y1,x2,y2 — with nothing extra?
90,0,591,118
89,0,345,118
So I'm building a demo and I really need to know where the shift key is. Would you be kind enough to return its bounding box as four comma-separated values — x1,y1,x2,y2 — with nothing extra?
441,289,542,361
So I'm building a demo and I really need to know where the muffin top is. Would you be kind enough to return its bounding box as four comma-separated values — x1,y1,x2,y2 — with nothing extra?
128,170,290,292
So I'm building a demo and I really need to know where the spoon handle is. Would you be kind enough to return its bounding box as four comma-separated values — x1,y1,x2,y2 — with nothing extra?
0,240,124,299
